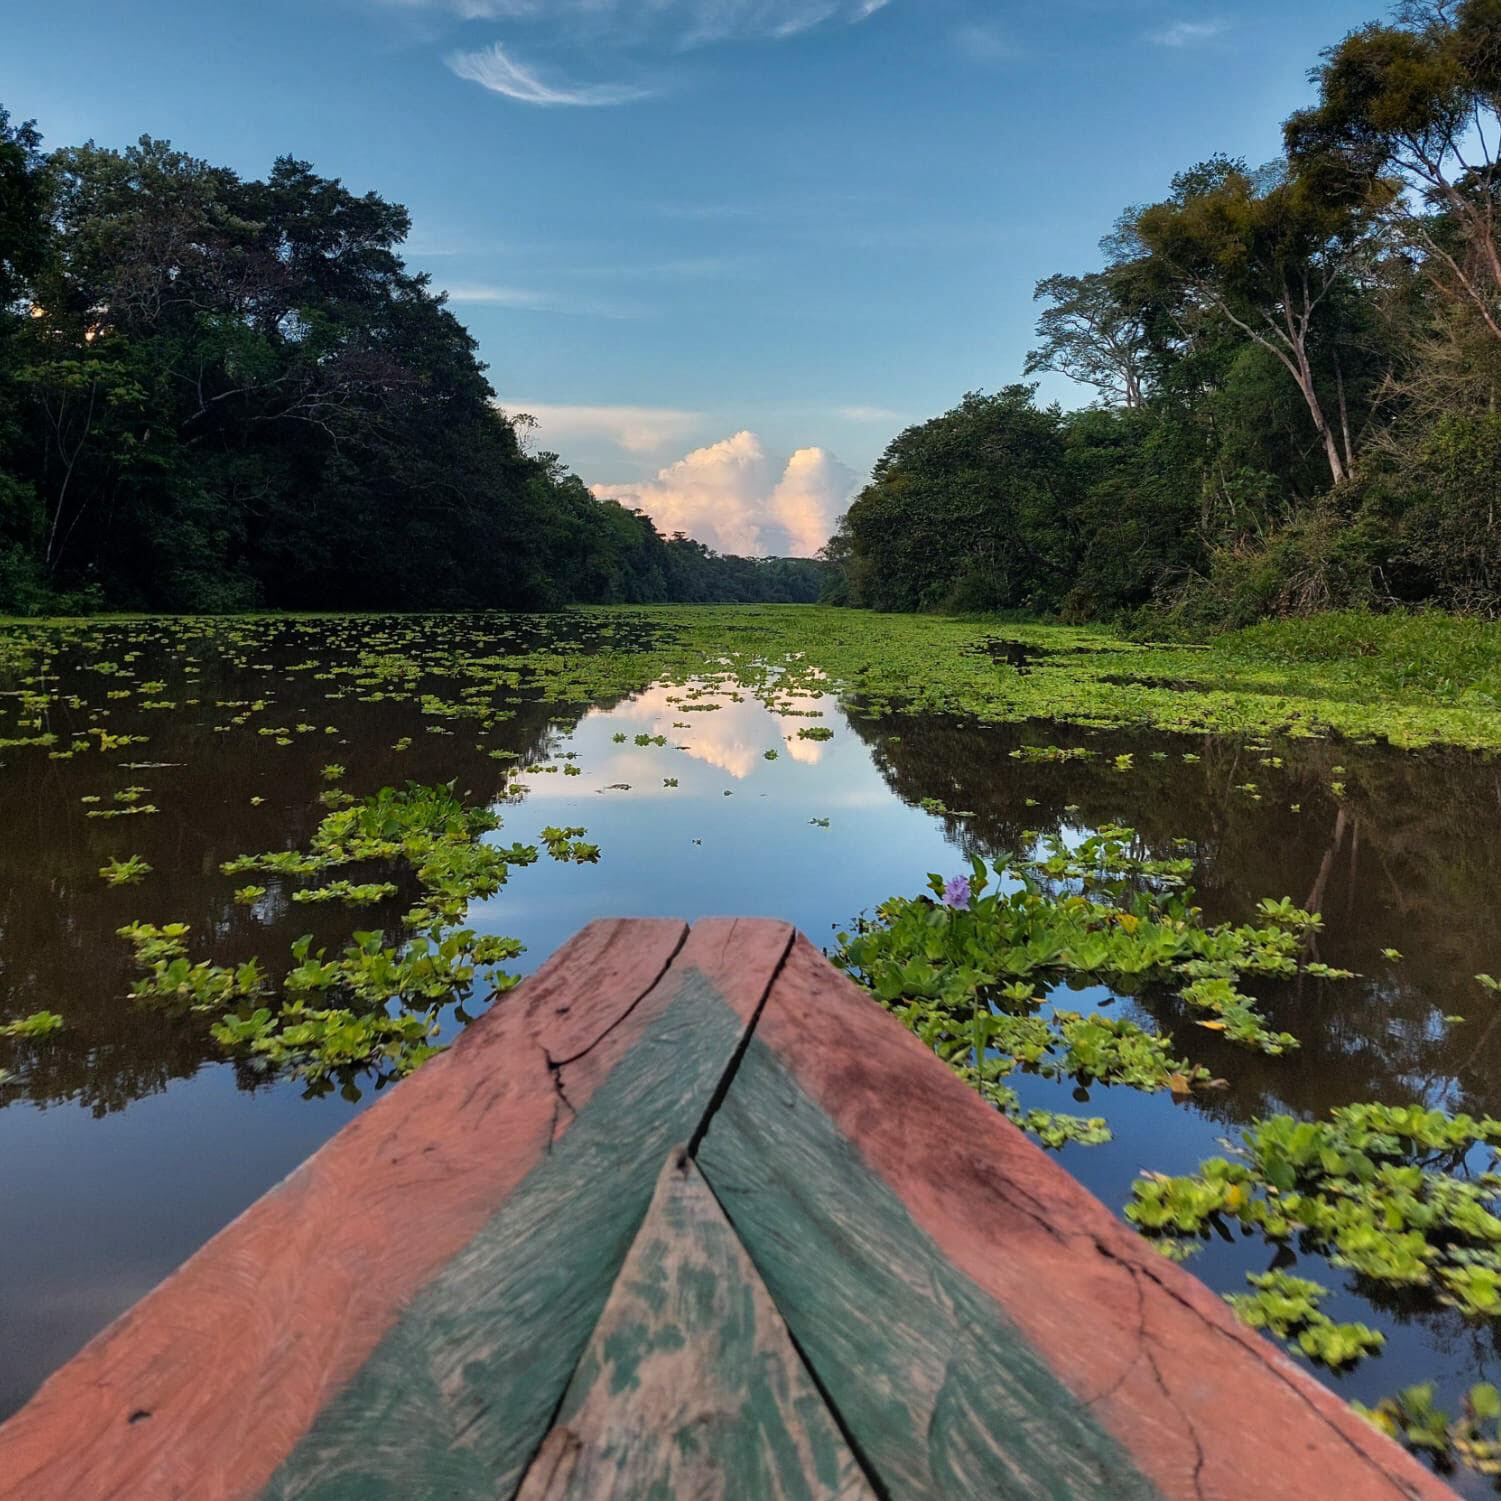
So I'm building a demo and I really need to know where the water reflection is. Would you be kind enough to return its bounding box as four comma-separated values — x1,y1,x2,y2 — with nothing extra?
2,628,1501,1490
849,709,1501,1124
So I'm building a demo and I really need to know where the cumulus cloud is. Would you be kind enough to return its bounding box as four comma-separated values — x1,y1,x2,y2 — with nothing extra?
497,400,707,456
446,42,654,105
591,430,856,557
1149,19,1227,47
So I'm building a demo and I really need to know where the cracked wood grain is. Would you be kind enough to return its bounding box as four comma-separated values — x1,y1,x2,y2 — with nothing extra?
699,933,1456,1501
0,918,1458,1501
695,971,1162,1498
256,918,795,1501
0,917,689,1501
515,1148,876,1501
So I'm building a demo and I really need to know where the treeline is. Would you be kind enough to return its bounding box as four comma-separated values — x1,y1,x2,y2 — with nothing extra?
826,0,1501,625
0,114,827,614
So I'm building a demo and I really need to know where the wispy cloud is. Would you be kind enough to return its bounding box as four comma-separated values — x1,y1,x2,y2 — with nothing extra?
446,42,655,105
679,0,893,45
497,401,708,455
833,405,904,423
443,283,644,317
1148,19,1227,47
394,0,890,48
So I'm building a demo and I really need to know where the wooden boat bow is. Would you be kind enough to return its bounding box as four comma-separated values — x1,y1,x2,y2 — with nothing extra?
0,918,1456,1499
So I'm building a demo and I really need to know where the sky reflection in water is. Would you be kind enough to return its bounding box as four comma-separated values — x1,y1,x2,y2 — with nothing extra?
2,658,1500,1493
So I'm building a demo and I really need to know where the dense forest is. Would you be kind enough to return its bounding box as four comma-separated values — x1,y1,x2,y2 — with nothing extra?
826,0,1501,625
0,113,827,614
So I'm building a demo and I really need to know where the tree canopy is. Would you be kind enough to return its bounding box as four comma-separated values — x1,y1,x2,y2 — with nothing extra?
0,122,829,614
824,0,1501,625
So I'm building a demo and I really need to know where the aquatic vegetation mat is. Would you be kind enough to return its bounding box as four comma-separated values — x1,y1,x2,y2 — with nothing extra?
122,783,585,1090
2,605,1501,1478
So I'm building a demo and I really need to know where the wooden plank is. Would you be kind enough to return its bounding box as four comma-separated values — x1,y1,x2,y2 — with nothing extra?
256,917,796,1501
515,1148,875,1501
0,917,690,1501
698,936,1454,1501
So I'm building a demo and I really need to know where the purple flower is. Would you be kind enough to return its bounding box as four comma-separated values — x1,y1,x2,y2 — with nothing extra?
942,875,971,910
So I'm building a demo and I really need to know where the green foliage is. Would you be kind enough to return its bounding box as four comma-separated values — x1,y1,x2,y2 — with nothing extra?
1224,1270,1385,1369
0,122,828,616
832,825,1332,1146
120,783,554,1086
1128,1104,1501,1318
0,1010,63,1038
540,825,601,863
99,853,151,885
833,387,1075,614
815,1,1501,625
1357,1383,1501,1478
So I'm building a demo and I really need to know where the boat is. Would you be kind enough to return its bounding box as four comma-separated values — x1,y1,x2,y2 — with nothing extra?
0,918,1454,1499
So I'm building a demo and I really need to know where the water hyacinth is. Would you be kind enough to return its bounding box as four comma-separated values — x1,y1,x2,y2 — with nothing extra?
942,875,971,910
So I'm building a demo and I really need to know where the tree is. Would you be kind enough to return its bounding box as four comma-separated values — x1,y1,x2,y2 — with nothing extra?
0,108,48,308
832,387,1072,612
1132,158,1385,486
1287,0,1501,345
1025,270,1149,407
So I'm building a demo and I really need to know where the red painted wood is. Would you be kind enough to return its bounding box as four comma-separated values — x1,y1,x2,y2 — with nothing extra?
744,936,1456,1501
0,918,1457,1501
0,918,688,1501
548,917,792,1138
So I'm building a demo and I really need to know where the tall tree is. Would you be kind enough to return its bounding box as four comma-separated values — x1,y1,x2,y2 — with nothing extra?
1025,270,1149,407
1132,158,1385,485
1287,0,1501,344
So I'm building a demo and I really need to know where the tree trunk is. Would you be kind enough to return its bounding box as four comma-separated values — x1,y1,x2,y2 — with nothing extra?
1291,344,1346,487
1333,350,1354,473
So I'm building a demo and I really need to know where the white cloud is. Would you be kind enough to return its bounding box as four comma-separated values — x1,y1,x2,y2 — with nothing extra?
832,404,905,423
1149,19,1227,47
443,283,644,318
397,0,889,47
497,401,707,456
447,42,655,105
591,430,856,556
768,447,854,556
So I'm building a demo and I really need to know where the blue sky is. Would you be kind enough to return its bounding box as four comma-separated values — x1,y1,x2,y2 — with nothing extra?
3,0,1380,554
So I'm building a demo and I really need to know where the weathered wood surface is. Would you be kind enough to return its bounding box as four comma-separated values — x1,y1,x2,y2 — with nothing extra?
259,918,794,1501
0,918,789,1501
699,934,1455,1501
0,917,1456,1501
515,1149,874,1501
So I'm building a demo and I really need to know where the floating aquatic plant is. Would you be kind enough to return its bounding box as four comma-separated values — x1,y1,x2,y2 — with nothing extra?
119,784,582,1089
833,827,1321,1149
1128,1104,1501,1320
100,854,151,886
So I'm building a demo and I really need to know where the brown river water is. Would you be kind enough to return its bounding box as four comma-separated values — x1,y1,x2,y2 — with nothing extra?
1,614,1498,1491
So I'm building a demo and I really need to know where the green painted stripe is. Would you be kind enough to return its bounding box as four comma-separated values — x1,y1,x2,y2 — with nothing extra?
696,1035,1166,1501
520,1151,873,1500
258,977,750,1501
